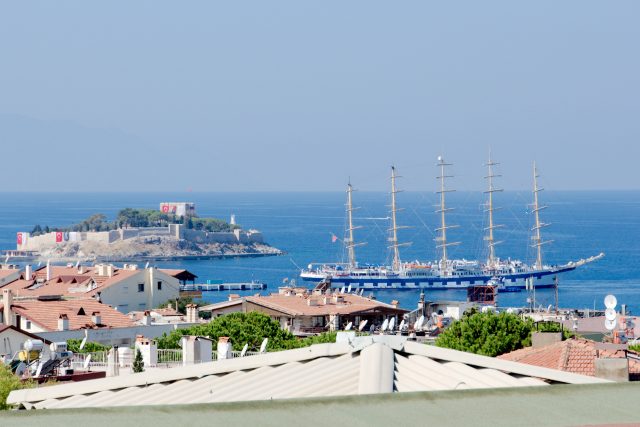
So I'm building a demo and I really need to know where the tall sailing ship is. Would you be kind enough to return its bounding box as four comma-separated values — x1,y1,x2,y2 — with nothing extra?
300,157,603,290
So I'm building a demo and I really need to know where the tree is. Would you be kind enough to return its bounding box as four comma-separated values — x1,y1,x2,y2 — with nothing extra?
66,339,110,354
156,312,321,351
0,364,34,410
132,348,145,373
436,311,533,357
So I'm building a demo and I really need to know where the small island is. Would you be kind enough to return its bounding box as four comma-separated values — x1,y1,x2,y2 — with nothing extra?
14,202,282,261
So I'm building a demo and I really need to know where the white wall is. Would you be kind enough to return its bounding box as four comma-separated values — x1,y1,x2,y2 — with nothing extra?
98,268,180,312
35,323,199,347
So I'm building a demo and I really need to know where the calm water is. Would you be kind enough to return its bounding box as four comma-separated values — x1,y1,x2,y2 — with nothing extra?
0,191,638,312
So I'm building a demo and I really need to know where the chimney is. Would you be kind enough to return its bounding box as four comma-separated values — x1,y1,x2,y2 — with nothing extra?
217,336,232,360
142,310,152,326
78,265,84,274
58,314,69,331
186,304,198,323
3,289,13,326
391,300,399,309
91,311,101,325
46,260,52,281
25,264,32,280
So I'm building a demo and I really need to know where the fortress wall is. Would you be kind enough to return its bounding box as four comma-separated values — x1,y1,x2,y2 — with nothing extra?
18,225,264,251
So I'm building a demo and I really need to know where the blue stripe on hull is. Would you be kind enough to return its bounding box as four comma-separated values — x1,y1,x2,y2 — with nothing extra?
300,268,574,290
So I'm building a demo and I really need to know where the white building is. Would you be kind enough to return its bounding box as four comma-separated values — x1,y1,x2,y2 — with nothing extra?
0,264,182,312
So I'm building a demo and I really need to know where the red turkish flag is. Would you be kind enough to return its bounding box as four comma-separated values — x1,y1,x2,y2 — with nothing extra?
56,232,63,242
17,233,22,245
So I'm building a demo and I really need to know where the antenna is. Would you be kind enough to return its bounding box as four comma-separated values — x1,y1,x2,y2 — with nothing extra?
388,166,411,270
345,181,365,268
484,151,504,268
531,162,553,269
435,156,460,270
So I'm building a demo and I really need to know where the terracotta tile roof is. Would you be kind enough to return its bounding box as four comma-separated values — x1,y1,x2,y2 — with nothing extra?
498,338,640,377
3,266,141,299
0,269,21,280
1,299,135,331
244,293,407,317
0,324,52,342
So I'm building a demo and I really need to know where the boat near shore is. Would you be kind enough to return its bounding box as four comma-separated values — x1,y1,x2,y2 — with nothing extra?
301,157,603,291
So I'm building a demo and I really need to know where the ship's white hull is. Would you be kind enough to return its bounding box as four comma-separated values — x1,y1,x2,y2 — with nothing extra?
300,267,575,290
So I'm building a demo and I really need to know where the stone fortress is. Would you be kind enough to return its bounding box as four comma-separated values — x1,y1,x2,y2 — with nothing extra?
15,202,266,255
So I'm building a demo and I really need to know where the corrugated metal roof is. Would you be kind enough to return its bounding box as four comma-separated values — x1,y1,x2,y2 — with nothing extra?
8,336,609,410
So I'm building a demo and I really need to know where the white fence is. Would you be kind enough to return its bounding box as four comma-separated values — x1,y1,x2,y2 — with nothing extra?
71,349,261,371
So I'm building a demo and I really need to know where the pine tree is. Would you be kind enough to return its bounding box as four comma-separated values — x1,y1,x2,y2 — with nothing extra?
132,348,145,373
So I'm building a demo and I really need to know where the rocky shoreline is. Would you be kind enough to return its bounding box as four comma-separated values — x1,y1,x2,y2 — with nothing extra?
33,235,284,262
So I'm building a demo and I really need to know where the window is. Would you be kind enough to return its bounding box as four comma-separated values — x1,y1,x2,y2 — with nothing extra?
157,281,162,290
138,283,144,292
25,320,31,330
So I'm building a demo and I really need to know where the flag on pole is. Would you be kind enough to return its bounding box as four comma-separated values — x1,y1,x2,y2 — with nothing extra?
16,233,22,245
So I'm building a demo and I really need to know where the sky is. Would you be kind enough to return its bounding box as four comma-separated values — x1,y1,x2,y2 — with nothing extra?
0,1,638,192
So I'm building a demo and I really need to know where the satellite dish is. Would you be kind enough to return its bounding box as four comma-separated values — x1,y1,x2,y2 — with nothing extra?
605,308,617,321
399,319,406,331
546,305,552,313
437,155,443,162
415,315,425,331
381,318,389,332
345,322,353,331
83,354,92,370
340,286,346,294
359,289,364,296
358,319,368,332
144,262,150,269
605,294,617,309
605,318,617,331
240,343,248,357
388,317,395,332
347,284,352,293
259,338,268,353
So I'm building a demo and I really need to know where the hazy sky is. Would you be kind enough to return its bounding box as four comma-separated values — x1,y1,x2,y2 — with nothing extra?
1,1,638,192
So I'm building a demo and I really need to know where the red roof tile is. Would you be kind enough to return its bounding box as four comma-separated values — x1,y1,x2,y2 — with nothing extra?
1,299,135,331
498,338,640,377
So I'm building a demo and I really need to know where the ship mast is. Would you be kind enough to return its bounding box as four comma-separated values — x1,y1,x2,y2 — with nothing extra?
389,166,410,270
531,162,552,269
484,152,504,269
435,156,460,270
345,181,364,268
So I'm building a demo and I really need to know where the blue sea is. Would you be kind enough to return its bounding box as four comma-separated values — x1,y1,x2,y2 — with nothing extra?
0,191,638,313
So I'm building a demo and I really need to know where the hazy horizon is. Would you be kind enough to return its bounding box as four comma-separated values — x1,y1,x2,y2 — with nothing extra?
1,2,638,192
